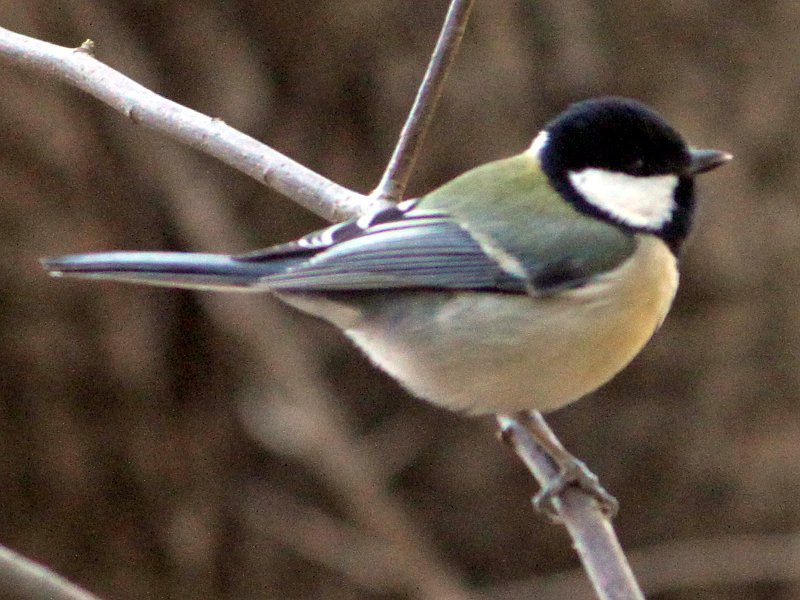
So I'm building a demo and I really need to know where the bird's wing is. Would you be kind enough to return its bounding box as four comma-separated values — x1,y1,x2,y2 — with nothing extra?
239,200,528,293
240,200,636,295
42,200,636,295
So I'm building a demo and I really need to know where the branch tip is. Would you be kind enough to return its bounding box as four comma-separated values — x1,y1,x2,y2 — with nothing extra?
373,0,475,202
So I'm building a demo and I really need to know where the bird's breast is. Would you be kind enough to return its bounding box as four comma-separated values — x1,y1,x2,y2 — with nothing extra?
337,235,678,414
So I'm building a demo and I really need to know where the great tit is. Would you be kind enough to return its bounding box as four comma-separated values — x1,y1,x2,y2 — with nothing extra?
42,97,731,417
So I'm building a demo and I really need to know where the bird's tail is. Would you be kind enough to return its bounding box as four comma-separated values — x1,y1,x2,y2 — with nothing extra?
40,252,290,292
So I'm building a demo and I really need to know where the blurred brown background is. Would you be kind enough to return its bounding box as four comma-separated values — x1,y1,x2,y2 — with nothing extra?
0,0,794,598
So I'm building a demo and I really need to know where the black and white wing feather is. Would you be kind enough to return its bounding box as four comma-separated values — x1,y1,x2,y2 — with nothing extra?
41,201,528,294
240,200,527,292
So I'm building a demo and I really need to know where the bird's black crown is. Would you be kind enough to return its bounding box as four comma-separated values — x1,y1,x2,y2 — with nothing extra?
540,97,691,177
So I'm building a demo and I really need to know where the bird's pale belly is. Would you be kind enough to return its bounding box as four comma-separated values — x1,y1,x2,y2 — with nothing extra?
281,236,678,415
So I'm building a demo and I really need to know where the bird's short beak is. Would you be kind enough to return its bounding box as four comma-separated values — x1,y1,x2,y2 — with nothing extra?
686,148,733,175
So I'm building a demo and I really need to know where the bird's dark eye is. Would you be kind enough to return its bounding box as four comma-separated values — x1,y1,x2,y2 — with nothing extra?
629,158,645,173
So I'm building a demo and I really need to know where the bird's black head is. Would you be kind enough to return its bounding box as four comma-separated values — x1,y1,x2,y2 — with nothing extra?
533,97,731,253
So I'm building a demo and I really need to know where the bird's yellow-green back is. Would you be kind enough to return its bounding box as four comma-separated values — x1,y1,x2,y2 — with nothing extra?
418,153,638,282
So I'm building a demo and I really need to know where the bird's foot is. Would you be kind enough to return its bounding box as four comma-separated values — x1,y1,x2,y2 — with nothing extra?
532,456,618,522
499,411,619,522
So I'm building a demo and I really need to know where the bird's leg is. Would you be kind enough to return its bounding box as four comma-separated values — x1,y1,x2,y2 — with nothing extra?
503,411,618,521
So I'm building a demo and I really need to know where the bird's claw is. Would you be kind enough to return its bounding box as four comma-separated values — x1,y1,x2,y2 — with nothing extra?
532,459,619,522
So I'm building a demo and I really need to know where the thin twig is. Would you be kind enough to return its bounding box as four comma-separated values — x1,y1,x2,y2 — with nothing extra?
497,414,645,600
372,0,475,201
0,26,380,223
0,543,102,600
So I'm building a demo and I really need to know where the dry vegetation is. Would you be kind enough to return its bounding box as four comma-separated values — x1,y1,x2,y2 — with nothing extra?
0,1,796,599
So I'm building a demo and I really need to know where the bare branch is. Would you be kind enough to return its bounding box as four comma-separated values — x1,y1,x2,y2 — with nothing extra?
497,414,645,600
0,26,380,222
372,0,475,201
0,543,102,600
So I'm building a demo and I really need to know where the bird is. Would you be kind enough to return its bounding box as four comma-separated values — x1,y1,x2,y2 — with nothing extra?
42,97,731,511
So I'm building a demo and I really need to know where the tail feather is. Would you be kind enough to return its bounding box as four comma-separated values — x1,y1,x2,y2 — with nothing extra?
40,252,290,292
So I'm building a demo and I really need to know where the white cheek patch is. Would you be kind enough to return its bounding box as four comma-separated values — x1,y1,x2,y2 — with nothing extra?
567,168,678,229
